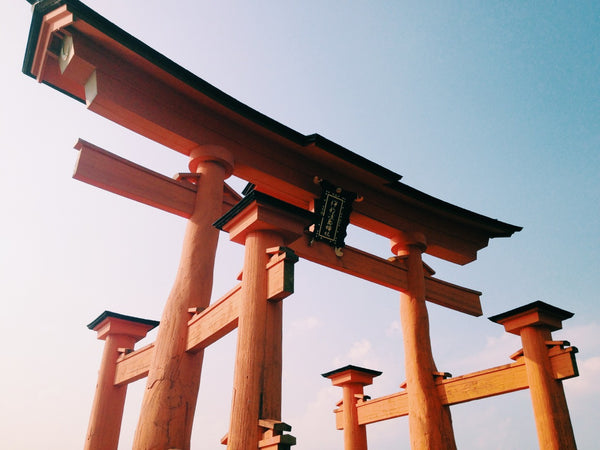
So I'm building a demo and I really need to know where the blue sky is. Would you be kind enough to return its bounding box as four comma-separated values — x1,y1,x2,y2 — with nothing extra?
1,1,598,448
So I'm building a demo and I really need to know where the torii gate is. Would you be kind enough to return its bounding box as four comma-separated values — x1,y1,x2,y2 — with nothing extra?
22,1,579,449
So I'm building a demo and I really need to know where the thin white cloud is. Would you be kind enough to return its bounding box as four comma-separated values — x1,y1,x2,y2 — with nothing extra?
565,356,600,395
349,339,372,360
288,316,321,335
286,386,342,450
332,338,381,370
385,320,401,337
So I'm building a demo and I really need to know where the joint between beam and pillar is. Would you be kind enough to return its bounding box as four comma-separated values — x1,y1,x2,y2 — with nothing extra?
331,344,579,428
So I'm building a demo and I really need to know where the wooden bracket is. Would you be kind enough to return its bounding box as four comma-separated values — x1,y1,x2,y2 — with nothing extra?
259,419,292,434
258,419,296,449
220,421,296,448
266,247,299,302
174,172,201,184
433,371,452,380
355,394,371,404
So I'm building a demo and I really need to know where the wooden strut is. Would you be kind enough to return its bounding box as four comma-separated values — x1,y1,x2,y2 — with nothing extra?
73,139,241,217
332,343,578,428
73,139,483,317
113,248,297,386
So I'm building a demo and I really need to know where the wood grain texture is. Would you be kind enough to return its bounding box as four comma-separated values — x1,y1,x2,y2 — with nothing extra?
288,237,482,316
333,346,578,427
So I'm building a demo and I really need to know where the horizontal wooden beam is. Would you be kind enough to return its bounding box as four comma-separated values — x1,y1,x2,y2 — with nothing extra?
112,249,295,384
287,237,482,316
73,139,479,315
186,284,242,353
334,346,578,428
114,342,154,386
113,285,241,385
424,276,482,317
74,139,196,217
73,139,241,217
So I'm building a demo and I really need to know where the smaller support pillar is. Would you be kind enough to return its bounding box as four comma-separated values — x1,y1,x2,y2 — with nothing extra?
490,301,577,450
215,191,312,449
322,365,382,450
85,311,159,450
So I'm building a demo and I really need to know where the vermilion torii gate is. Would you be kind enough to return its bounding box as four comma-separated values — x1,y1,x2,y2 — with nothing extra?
22,1,579,449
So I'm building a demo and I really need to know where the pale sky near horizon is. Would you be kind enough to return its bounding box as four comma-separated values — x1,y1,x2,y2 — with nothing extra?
1,1,599,449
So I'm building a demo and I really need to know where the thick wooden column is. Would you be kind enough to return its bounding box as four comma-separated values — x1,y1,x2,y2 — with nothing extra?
490,301,577,450
133,145,233,450
322,366,381,450
85,311,158,450
391,232,457,449
230,229,285,448
216,191,310,449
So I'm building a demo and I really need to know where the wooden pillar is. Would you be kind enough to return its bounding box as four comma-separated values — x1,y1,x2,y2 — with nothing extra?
490,301,577,450
85,311,158,450
322,365,381,450
215,191,311,449
133,145,234,450
231,229,285,448
390,232,457,449
263,262,283,422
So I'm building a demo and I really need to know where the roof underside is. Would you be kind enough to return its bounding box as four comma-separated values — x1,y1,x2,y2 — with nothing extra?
22,0,522,265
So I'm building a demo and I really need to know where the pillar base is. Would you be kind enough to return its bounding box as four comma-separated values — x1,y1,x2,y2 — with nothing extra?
220,420,296,449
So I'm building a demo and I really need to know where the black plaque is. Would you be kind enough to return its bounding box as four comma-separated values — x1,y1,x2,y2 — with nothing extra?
312,180,357,250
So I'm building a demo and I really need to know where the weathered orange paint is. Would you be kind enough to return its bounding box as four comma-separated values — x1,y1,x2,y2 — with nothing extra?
85,313,157,450
132,146,233,450
24,4,584,449
228,230,285,449
217,193,307,448
24,8,521,266
331,346,577,427
391,232,457,450
491,302,577,450
323,366,381,450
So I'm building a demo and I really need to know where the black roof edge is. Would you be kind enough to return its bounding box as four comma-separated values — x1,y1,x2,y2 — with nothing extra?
385,180,522,237
87,310,160,330
321,364,383,378
214,190,316,231
305,134,402,183
22,0,401,183
488,300,574,324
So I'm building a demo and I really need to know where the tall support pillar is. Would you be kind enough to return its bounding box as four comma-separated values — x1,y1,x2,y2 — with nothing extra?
490,301,577,450
85,311,159,450
231,229,285,448
390,232,457,449
133,145,234,450
322,365,382,450
216,191,311,449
